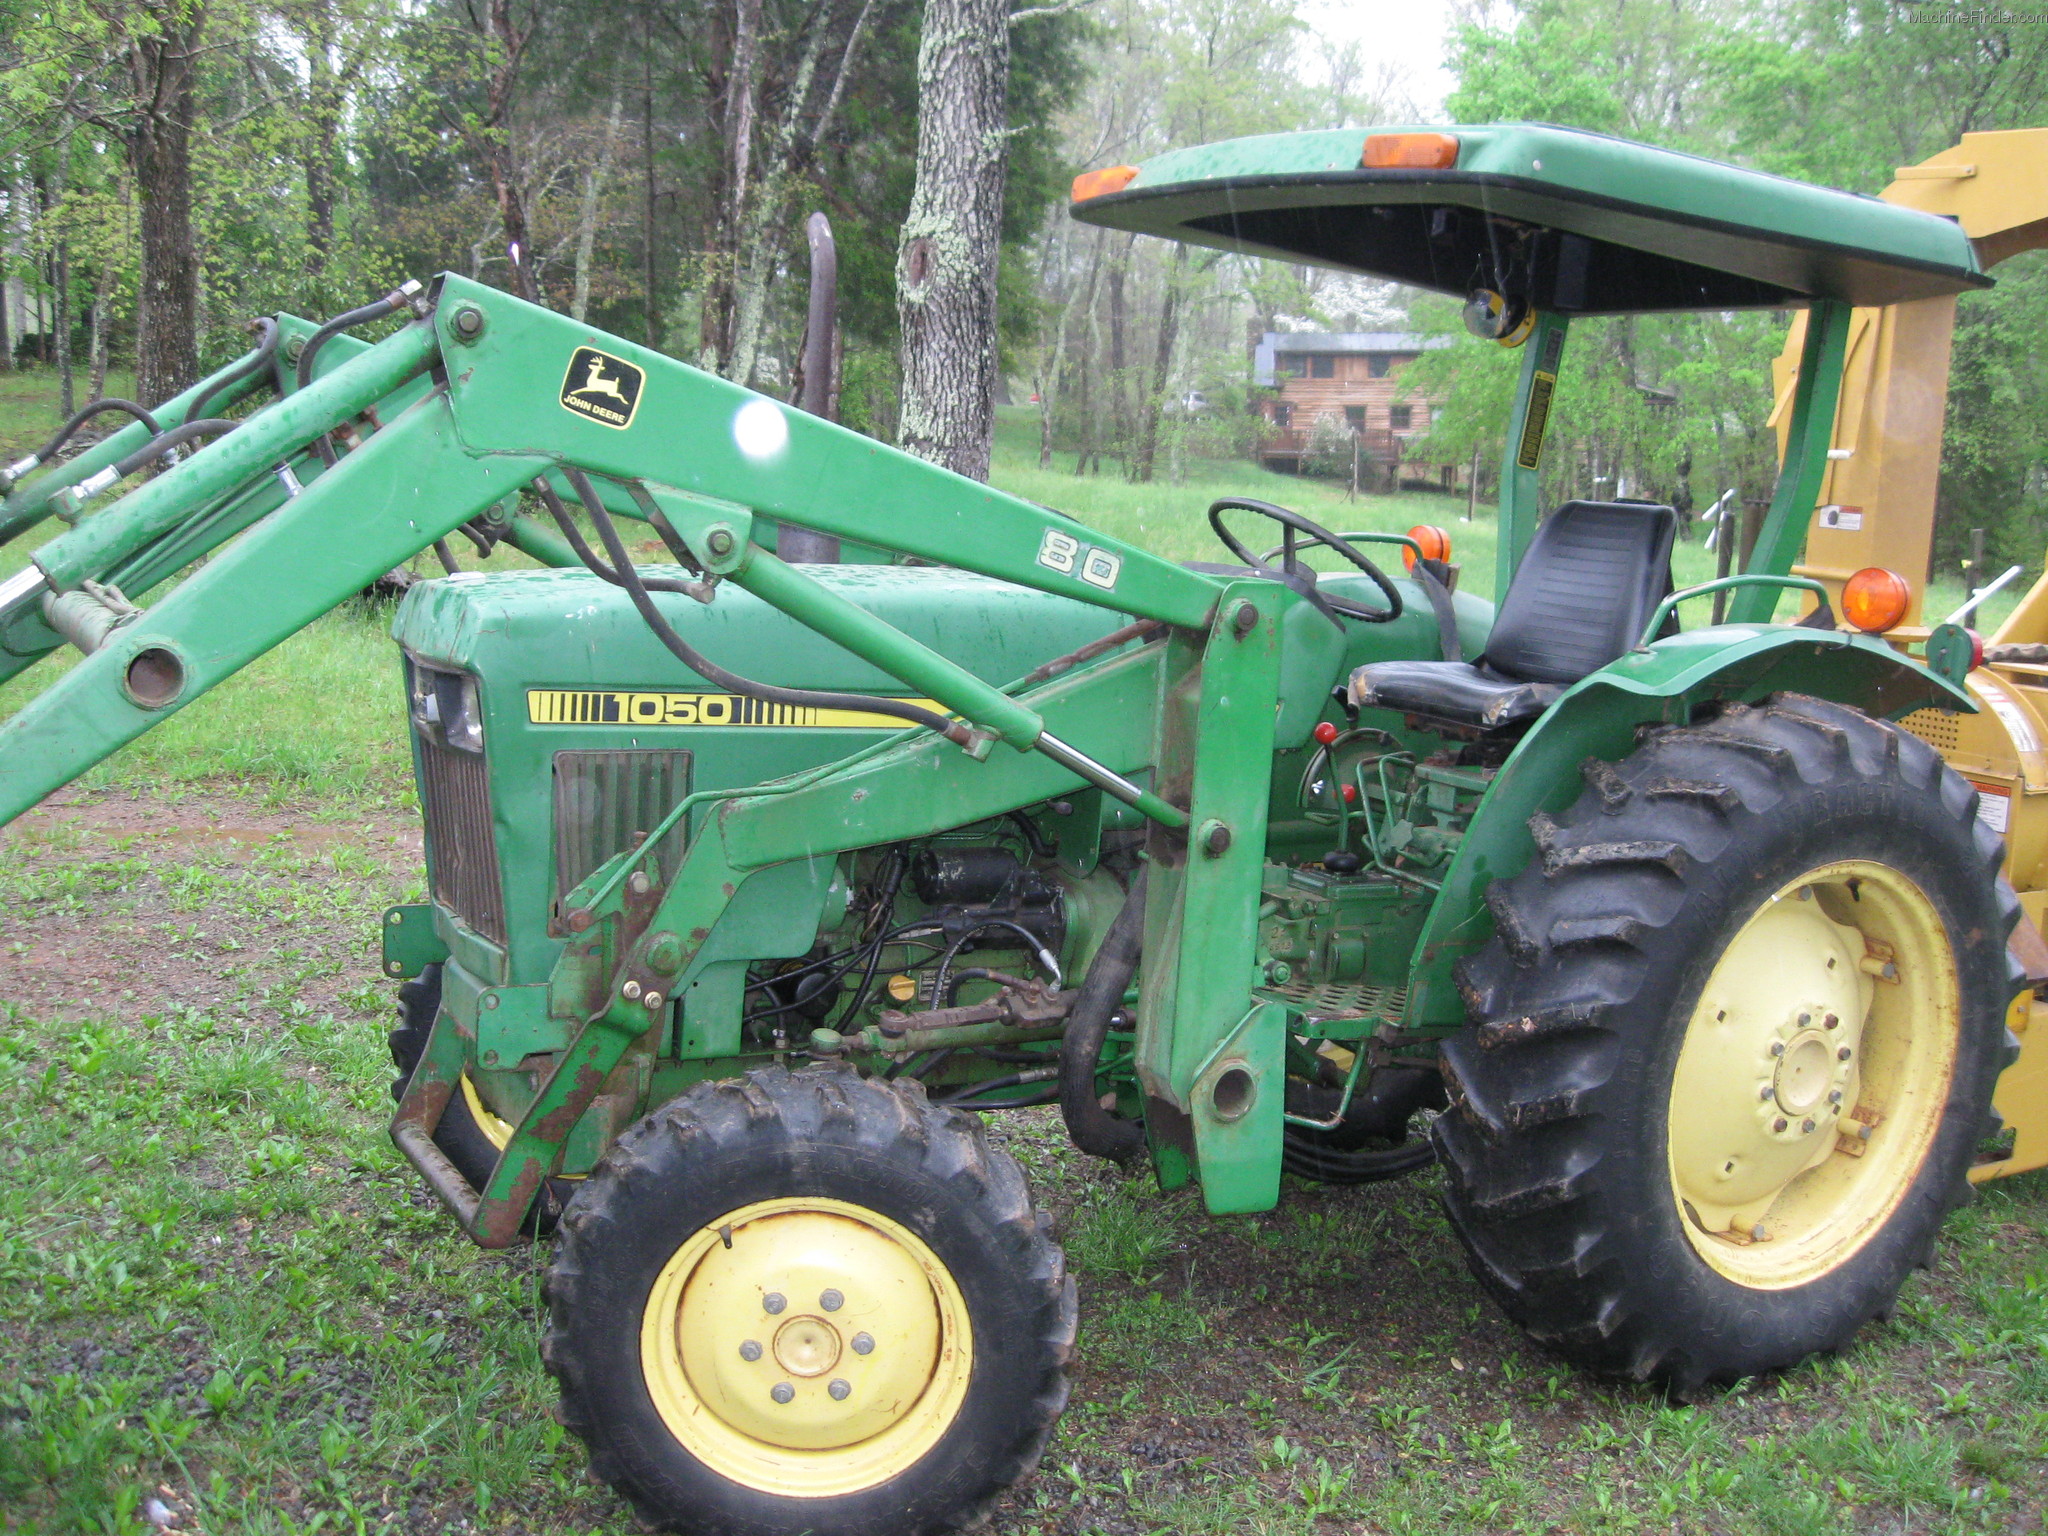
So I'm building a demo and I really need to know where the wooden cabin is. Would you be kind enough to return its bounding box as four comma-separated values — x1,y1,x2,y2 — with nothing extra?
1252,331,1461,487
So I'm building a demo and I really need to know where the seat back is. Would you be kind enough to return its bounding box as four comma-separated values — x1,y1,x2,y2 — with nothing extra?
1484,500,1678,684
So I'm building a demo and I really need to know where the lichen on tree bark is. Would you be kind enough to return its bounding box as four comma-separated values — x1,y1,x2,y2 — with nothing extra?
895,0,1010,483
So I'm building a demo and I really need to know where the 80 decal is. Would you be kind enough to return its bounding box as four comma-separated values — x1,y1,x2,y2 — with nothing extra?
1036,528,1123,591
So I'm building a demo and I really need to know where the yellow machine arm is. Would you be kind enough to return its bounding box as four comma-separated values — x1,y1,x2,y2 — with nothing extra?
1772,130,2048,1181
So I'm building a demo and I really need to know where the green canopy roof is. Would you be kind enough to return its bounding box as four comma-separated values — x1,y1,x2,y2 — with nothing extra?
1070,124,1988,313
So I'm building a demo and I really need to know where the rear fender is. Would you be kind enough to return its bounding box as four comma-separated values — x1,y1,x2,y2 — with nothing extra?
1399,625,1972,1030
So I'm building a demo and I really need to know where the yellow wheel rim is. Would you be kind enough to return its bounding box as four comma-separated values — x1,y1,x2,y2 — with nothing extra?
1668,860,1959,1289
460,1073,583,1180
462,1073,517,1148
638,1196,973,1498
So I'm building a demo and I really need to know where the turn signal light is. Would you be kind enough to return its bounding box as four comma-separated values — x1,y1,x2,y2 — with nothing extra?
1071,164,1139,202
1841,567,1912,633
1362,133,1459,170
1403,525,1452,570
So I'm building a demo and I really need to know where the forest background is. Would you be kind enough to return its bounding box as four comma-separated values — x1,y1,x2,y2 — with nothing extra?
2,0,2047,580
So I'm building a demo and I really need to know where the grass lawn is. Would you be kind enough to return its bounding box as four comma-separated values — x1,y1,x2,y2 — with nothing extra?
1,371,2046,1533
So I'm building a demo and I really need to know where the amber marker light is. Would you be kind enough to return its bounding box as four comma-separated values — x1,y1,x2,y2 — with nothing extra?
1071,165,1139,202
1841,567,1912,634
1403,525,1452,570
1362,133,1460,170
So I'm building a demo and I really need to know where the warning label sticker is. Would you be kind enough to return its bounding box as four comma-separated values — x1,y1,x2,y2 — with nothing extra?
1969,780,2012,834
527,689,939,729
1818,504,1865,532
559,346,645,430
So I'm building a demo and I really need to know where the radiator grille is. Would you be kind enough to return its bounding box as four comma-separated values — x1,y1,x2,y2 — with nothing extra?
554,750,694,903
419,734,507,945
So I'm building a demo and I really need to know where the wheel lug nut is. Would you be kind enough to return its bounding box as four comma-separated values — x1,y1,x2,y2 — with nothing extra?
1758,1086,1773,1101
1838,1047,1852,1061
820,1289,844,1312
1773,1118,1789,1133
828,1379,851,1401
1802,1119,1816,1134
764,1292,787,1315
1824,1013,1839,1029
1828,1090,1843,1104
851,1332,875,1355
1770,1042,1785,1057
739,1340,763,1362
771,1382,795,1404
1797,1012,1811,1026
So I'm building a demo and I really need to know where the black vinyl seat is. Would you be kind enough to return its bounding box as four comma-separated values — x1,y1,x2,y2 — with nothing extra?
1349,500,1678,734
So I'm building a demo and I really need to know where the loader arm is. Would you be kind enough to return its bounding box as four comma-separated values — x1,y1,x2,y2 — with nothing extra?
0,276,1300,1228
1,275,1230,826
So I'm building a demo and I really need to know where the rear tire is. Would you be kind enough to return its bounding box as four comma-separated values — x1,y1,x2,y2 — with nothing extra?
1438,694,2021,1390
543,1063,1074,1536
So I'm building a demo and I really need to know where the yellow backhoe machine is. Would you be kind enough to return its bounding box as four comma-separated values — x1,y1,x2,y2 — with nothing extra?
1773,129,2048,1182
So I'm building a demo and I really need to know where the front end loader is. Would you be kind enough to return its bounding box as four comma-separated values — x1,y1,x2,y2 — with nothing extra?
0,123,2026,1536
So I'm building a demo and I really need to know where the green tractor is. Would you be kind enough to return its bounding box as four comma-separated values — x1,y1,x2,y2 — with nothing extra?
0,123,2024,1534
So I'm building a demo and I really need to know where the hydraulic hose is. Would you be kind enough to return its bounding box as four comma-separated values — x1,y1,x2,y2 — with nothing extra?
185,318,280,426
556,467,969,743
297,283,422,464
535,478,713,599
51,418,242,510
1,400,163,495
1059,865,1148,1164
36,400,162,463
111,419,240,479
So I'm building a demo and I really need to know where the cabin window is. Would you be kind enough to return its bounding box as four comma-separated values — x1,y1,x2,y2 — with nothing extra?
1308,355,1335,379
1389,405,1413,430
1273,402,1293,429
1277,353,1307,377
1344,406,1366,431
1368,354,1392,378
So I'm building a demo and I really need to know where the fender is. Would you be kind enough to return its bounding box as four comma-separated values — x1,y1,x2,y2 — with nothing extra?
1400,624,1973,1030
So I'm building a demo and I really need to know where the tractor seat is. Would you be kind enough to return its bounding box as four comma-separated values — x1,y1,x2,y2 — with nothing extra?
1348,500,1678,734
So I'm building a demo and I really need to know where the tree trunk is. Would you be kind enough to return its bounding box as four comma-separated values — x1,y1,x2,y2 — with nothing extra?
127,5,204,406
697,0,757,369
482,0,538,302
303,0,341,284
895,0,1009,482
45,135,75,416
642,7,661,348
1037,231,1101,470
571,66,628,323
89,257,112,400
1131,244,1185,483
1105,232,1131,474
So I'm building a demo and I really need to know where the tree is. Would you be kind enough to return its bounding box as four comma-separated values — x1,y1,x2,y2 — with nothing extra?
894,0,1013,478
2,0,212,400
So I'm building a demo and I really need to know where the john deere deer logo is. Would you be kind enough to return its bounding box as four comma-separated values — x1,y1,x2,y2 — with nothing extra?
559,346,645,429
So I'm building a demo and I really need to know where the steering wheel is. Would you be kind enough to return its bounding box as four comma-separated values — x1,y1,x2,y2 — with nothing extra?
1206,497,1403,623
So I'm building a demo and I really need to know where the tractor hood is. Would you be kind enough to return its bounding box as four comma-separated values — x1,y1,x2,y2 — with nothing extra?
1070,124,1989,312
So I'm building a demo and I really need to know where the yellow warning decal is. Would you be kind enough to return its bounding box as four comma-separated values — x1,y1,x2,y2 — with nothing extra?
527,689,942,729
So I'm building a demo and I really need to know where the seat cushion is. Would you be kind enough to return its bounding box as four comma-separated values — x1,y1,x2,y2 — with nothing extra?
1349,659,1563,731
1485,500,1678,683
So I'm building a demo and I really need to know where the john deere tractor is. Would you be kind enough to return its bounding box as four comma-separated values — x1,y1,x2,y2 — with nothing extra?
0,124,2027,1535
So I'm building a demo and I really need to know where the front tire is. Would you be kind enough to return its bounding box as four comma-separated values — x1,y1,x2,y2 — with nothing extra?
1438,695,2021,1390
543,1064,1075,1536
387,964,567,1232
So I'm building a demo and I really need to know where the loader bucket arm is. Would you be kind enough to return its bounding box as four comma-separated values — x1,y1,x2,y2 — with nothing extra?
0,274,1231,833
